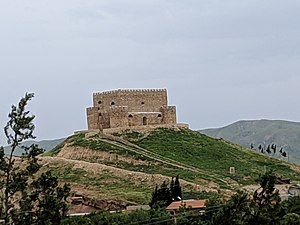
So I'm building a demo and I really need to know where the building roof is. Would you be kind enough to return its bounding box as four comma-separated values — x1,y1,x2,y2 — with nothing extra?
126,205,151,211
166,200,206,211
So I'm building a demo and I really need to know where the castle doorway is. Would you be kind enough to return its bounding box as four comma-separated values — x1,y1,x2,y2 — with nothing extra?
143,117,148,125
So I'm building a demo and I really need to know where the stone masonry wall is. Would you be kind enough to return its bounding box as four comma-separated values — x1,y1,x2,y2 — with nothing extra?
93,89,167,112
86,89,177,131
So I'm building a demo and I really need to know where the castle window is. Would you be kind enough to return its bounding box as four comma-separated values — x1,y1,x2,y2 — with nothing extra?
111,102,115,105
143,117,147,125
141,102,145,105
128,114,133,118
98,101,102,104
158,114,162,118
99,113,102,116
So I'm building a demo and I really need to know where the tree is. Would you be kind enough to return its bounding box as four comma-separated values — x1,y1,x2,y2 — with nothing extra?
279,148,283,153
282,195,300,216
212,191,251,225
266,145,271,154
281,213,300,225
149,181,171,209
212,170,285,225
149,175,183,209
173,175,182,201
249,170,283,225
0,93,70,225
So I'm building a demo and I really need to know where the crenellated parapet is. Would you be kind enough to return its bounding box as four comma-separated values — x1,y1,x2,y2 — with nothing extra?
93,88,167,97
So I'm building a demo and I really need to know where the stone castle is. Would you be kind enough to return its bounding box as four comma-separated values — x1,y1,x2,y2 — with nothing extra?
86,89,186,132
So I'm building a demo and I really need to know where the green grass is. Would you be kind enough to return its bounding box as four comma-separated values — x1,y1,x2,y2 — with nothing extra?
113,130,144,141
69,133,205,182
44,128,300,204
44,162,152,204
43,142,64,156
134,128,300,185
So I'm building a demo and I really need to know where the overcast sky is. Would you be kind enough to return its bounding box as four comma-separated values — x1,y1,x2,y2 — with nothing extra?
1,0,300,144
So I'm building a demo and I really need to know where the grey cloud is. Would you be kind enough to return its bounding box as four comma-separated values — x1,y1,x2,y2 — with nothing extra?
1,0,300,144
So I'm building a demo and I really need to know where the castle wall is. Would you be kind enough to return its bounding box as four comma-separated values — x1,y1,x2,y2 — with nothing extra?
128,112,163,126
160,106,177,124
87,89,180,131
102,123,189,135
93,89,167,113
86,107,98,130
109,106,129,128
98,111,110,130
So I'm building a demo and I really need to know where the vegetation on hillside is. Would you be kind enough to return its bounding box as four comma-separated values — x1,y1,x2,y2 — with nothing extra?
134,128,300,185
44,126,300,206
61,170,300,225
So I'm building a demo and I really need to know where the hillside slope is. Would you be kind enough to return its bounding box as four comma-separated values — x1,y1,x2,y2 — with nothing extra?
200,119,300,164
44,128,300,206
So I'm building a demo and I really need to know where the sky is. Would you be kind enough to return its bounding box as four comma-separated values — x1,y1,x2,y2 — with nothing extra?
1,0,300,144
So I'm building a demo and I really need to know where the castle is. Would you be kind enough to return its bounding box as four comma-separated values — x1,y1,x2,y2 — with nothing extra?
86,89,186,132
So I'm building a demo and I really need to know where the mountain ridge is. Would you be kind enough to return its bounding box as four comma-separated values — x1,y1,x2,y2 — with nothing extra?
4,138,66,155
200,119,300,164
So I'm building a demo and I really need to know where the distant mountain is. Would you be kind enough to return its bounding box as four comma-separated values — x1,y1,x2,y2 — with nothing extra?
4,138,66,156
200,119,300,164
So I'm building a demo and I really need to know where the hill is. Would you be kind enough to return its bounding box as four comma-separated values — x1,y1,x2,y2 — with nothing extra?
4,138,66,156
200,119,300,164
42,127,300,207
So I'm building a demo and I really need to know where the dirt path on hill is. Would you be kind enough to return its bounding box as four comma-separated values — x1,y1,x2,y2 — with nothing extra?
98,133,239,189
40,156,214,192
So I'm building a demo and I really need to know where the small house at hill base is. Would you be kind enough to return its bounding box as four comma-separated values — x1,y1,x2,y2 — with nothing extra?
166,199,207,215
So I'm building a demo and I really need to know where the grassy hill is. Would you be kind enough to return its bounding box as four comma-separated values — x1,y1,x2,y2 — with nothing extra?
200,119,300,164
42,127,300,206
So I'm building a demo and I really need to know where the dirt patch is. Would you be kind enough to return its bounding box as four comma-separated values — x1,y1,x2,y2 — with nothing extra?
289,163,300,173
40,156,214,193
242,184,290,197
57,144,152,166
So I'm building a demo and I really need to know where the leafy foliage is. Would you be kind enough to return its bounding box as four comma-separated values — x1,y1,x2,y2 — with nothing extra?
61,208,173,225
211,170,287,225
0,93,70,225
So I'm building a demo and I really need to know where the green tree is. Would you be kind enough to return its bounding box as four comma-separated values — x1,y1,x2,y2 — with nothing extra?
150,175,183,209
248,170,283,225
281,213,300,225
155,181,171,208
211,191,250,225
173,175,182,200
282,195,300,215
0,93,70,225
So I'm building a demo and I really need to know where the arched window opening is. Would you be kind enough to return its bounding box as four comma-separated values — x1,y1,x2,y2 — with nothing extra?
128,114,133,118
158,114,162,118
141,102,145,105
143,117,147,125
98,100,102,104
111,102,115,105
99,113,102,117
